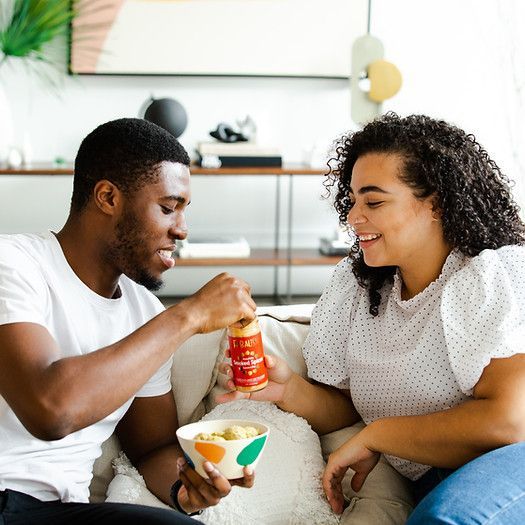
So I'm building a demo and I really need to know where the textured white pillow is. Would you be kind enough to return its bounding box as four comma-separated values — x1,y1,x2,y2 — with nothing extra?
197,399,338,525
105,399,338,525
106,451,171,510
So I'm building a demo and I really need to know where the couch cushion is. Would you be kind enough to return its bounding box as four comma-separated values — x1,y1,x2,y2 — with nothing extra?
89,434,122,503
321,424,414,524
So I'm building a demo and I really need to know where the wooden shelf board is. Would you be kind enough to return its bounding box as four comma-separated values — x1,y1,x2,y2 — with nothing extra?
0,162,325,176
174,248,344,267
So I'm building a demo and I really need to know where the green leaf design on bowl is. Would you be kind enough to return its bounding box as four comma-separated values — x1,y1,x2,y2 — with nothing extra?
236,435,267,466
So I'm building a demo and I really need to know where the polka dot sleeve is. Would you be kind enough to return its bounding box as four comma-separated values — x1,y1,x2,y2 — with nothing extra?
302,258,360,390
441,246,525,396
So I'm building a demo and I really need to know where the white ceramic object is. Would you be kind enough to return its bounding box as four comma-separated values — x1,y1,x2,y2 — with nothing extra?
0,83,14,164
6,146,22,168
176,419,269,479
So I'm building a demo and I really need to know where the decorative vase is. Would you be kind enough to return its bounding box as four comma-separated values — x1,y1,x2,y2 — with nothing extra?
0,81,14,165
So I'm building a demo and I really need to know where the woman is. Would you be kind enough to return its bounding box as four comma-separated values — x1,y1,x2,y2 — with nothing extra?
219,113,525,523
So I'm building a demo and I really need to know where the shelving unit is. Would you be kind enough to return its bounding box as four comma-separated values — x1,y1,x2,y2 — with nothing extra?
0,163,343,301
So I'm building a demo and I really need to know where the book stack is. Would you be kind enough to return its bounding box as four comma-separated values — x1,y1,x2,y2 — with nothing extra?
319,237,350,256
319,227,352,256
196,142,282,168
176,237,251,258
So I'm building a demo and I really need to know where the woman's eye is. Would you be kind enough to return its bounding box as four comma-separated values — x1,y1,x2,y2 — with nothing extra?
366,201,384,208
161,205,174,214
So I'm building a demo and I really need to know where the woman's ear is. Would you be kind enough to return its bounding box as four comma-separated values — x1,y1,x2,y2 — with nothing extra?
430,196,442,222
93,180,121,216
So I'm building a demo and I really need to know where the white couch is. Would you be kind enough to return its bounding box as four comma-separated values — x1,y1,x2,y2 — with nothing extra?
89,304,415,524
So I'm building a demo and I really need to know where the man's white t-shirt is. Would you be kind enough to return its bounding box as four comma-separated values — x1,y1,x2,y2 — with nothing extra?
303,246,525,480
0,231,173,502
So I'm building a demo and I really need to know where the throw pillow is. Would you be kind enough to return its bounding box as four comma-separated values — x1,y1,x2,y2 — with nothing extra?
171,328,226,425
105,399,338,525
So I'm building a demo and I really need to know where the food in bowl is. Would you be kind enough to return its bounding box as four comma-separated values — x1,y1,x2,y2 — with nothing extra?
194,425,261,441
176,419,269,479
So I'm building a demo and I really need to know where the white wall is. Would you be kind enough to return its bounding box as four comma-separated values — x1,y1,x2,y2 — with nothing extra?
1,0,523,297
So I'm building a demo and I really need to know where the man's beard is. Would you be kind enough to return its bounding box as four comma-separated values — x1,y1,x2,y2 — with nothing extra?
105,210,164,291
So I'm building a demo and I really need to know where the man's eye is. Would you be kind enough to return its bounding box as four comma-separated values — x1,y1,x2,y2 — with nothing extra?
366,201,384,208
161,205,174,214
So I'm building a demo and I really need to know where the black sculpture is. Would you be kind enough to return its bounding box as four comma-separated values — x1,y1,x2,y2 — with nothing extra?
143,97,187,138
209,122,248,143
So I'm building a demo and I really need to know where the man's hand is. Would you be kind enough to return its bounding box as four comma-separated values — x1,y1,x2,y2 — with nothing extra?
177,273,257,334
215,352,294,405
322,431,380,514
176,457,255,514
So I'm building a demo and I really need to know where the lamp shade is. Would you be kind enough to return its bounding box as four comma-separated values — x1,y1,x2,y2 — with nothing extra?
368,60,402,103
143,97,188,138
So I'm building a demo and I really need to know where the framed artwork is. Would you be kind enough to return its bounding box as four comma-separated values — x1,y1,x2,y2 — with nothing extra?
70,0,368,78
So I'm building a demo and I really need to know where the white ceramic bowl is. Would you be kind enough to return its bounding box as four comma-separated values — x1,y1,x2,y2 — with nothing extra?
176,419,269,479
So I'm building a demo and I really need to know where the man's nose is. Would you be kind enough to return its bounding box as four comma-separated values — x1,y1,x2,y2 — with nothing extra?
170,214,188,240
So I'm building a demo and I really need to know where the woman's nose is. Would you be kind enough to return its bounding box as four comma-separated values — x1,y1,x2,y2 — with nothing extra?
347,205,366,227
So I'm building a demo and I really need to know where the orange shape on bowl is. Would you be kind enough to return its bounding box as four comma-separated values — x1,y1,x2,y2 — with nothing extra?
194,442,226,464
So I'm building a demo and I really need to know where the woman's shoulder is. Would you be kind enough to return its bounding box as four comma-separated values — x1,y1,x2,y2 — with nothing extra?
442,244,525,310
441,244,525,395
322,256,363,298
458,244,525,282
473,243,525,263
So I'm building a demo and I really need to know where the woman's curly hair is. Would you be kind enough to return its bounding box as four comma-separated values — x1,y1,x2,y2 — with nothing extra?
325,112,525,316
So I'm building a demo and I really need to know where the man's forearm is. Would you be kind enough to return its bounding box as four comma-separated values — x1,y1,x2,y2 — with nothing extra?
30,305,197,438
136,443,183,506
278,375,360,435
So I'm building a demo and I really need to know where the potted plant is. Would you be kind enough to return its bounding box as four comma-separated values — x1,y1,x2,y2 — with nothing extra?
0,0,76,164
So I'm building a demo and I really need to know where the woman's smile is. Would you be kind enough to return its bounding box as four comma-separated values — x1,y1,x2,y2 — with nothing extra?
357,233,382,249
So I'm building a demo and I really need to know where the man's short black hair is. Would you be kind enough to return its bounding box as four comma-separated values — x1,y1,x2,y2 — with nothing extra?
71,118,190,213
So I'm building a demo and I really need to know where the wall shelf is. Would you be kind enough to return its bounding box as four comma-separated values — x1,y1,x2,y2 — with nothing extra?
175,248,341,267
1,163,344,301
0,163,324,176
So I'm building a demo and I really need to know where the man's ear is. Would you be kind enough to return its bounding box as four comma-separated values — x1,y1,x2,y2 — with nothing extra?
93,180,122,216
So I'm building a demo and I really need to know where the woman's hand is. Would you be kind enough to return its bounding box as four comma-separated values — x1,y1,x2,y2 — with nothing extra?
322,430,380,514
215,352,294,405
176,457,255,514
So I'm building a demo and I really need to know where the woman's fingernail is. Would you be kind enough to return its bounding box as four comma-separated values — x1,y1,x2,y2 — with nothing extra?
245,466,253,476
177,458,186,470
227,369,232,377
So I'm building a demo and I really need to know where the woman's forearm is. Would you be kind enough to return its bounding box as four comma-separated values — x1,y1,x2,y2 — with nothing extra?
363,397,524,468
278,374,360,434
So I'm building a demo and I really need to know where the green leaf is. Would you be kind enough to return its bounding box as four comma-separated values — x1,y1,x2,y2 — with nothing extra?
0,0,75,61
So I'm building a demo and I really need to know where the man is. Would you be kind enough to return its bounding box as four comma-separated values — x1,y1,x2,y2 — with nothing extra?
0,118,257,524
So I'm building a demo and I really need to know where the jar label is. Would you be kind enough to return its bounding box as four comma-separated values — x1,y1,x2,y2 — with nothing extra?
229,332,268,388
